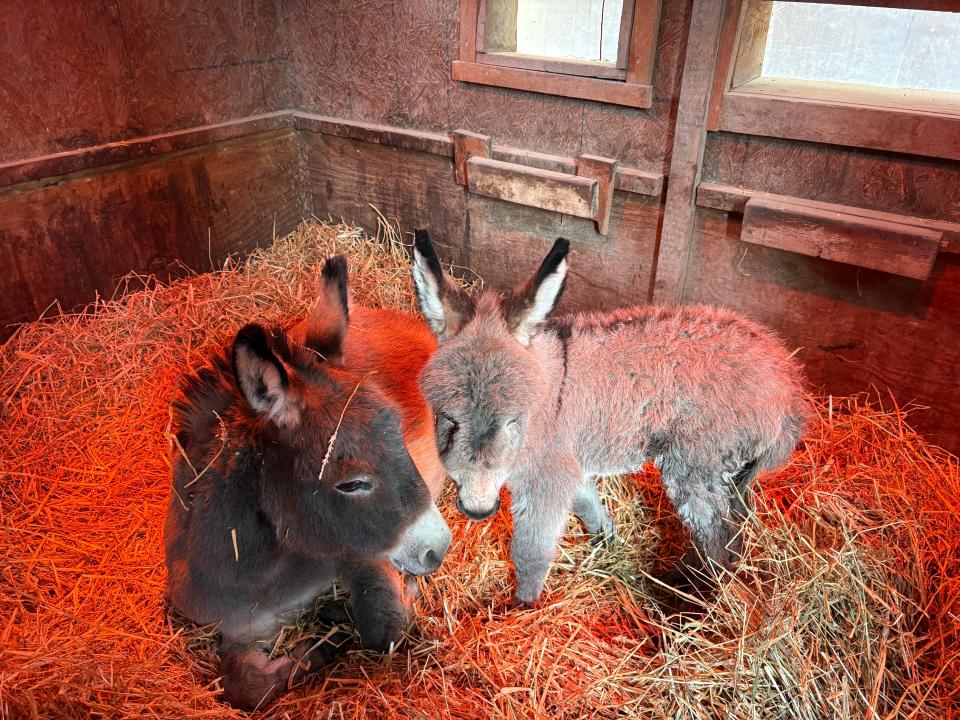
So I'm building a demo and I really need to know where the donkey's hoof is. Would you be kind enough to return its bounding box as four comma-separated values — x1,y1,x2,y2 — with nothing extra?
220,649,295,711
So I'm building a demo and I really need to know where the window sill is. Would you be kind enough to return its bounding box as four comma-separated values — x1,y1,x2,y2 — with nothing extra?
451,60,653,109
715,76,960,162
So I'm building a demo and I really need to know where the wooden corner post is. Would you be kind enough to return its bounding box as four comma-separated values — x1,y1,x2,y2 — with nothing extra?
653,0,727,304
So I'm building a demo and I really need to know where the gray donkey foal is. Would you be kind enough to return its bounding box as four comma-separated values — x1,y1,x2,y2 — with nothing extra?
411,231,808,605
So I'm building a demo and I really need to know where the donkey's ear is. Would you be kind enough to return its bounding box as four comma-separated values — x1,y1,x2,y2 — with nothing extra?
299,255,349,362
411,229,474,340
503,238,570,346
232,324,300,429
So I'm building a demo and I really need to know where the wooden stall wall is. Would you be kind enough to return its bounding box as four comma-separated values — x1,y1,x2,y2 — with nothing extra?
0,0,299,334
284,0,690,314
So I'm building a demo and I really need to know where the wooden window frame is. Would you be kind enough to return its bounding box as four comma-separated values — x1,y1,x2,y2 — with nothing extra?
708,0,960,162
453,0,661,109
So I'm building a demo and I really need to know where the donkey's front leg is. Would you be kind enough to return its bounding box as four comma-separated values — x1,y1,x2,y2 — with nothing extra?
342,561,408,652
510,455,582,606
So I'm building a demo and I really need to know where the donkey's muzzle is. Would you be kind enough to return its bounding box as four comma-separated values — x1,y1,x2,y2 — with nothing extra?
456,495,500,522
390,503,451,576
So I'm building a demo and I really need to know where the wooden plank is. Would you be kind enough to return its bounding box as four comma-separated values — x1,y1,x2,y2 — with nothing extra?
616,0,638,70
697,182,960,253
626,0,663,86
459,0,480,62
684,208,960,454
451,130,492,186
0,112,293,189
741,196,941,281
466,156,598,219
0,131,300,335
577,155,619,235
718,91,960,163
706,0,744,131
653,0,727,303
467,190,661,312
293,112,453,157
452,60,653,108
480,0,518,53
615,167,664,197
491,146,577,175
729,0,771,88
476,52,627,80
302,133,470,269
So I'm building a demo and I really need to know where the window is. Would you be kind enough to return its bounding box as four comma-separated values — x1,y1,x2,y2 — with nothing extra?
709,0,960,162
453,0,662,108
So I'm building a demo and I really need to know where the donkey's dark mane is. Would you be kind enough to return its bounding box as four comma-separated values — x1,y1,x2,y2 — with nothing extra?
172,326,298,448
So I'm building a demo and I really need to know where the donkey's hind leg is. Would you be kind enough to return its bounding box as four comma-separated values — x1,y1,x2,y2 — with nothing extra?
571,476,615,546
659,460,746,591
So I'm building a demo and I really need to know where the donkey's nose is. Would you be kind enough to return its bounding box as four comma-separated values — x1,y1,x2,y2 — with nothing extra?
419,539,449,573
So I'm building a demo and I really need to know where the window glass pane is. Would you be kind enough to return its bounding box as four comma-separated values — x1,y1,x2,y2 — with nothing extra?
513,0,625,63
762,3,960,94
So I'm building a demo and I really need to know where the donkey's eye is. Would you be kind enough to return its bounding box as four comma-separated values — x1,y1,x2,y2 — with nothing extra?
335,477,374,494
435,412,458,456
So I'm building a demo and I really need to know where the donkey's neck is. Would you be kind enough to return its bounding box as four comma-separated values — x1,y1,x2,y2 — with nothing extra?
526,329,568,437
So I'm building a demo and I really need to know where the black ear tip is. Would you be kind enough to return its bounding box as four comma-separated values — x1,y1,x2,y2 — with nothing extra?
322,255,348,283
553,237,571,257
413,228,434,255
234,323,268,350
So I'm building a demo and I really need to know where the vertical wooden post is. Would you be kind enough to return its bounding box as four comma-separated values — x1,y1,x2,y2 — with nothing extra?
653,0,727,304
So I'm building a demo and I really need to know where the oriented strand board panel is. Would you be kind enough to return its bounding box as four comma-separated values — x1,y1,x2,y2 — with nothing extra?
468,191,660,313
0,1,136,162
0,0,290,163
683,207,960,454
703,132,960,225
741,196,941,280
301,132,469,268
0,131,300,334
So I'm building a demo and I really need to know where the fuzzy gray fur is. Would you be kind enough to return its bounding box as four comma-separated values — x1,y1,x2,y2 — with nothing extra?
412,234,809,605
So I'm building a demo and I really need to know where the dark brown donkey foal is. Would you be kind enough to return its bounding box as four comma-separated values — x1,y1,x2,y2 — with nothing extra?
165,256,450,709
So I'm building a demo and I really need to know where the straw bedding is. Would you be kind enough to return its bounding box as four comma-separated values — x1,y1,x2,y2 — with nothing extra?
2,220,958,719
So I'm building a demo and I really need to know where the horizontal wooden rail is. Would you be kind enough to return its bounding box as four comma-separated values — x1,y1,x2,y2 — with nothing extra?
698,182,960,256
741,196,941,280
466,156,598,219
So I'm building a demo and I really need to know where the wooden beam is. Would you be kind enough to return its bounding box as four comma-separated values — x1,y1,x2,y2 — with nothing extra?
718,89,960,163
577,154,618,235
452,60,653,108
459,0,480,62
626,0,663,86
466,156,598,219
615,167,664,197
293,113,453,158
0,112,293,189
451,129,492,185
741,196,941,281
697,182,960,254
653,0,726,303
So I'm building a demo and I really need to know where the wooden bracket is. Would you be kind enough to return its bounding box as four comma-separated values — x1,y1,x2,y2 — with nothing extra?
466,156,598,219
577,154,618,235
451,129,492,186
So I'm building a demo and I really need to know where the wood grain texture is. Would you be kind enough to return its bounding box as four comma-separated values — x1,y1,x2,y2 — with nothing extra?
467,157,598,218
653,0,726,303
294,113,453,157
741,196,941,281
468,191,660,311
702,132,960,225
301,132,469,269
0,131,300,334
684,208,960,453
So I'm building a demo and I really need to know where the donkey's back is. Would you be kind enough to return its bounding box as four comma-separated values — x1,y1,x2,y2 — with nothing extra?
550,303,806,480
